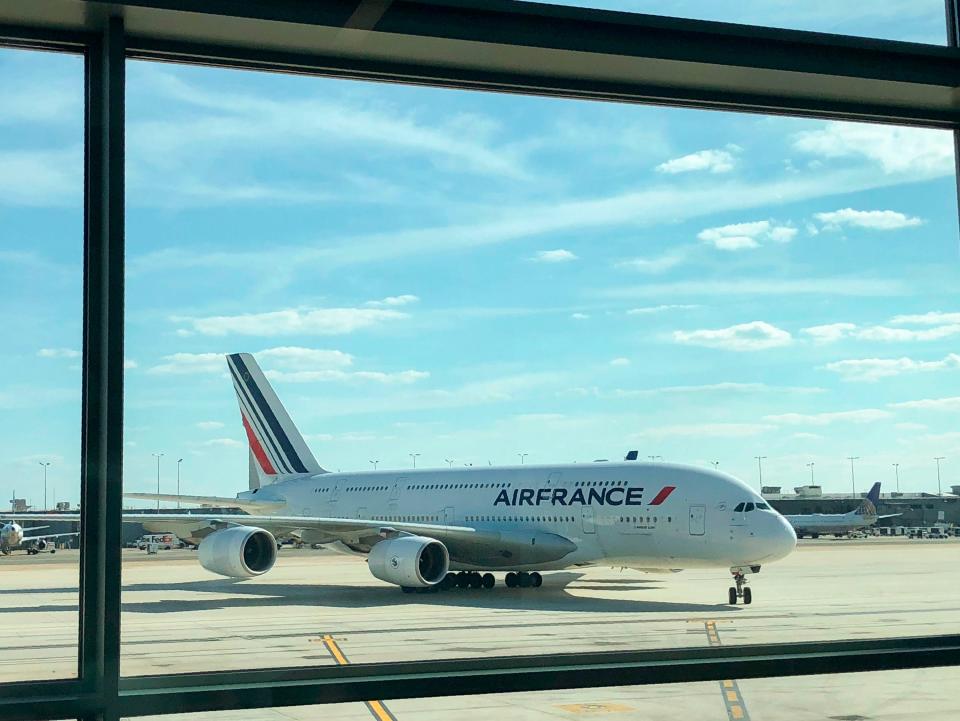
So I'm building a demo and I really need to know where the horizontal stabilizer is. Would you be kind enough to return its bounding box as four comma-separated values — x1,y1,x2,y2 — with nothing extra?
123,493,285,514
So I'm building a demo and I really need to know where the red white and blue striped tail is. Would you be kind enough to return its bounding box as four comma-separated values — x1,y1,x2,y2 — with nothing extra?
226,352,325,487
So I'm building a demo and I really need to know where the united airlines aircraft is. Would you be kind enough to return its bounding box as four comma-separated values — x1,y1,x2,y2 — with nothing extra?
23,353,797,605
784,482,900,538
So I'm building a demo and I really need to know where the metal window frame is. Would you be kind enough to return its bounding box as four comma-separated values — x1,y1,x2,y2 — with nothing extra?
1,2,959,720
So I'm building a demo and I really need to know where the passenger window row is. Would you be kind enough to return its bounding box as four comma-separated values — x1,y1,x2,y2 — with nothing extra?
405,483,510,490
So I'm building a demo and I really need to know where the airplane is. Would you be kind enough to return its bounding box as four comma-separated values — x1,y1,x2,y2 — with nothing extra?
783,482,900,539
16,353,796,605
0,521,78,555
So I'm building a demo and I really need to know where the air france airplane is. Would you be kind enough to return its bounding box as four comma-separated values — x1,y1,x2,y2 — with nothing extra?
21,353,796,605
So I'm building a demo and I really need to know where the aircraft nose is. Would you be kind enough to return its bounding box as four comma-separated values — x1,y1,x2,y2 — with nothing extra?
767,514,797,562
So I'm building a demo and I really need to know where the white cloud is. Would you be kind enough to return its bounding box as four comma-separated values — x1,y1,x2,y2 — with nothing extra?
616,252,687,273
255,346,354,369
889,397,960,411
823,353,960,382
264,369,429,384
175,307,406,336
196,421,225,430
655,148,736,174
802,320,960,343
602,277,901,300
890,311,960,326
791,432,824,440
198,438,244,448
148,352,224,375
124,359,139,370
609,357,630,366
764,409,891,425
627,304,699,314
635,423,773,439
793,122,953,177
531,249,578,263
0,147,82,207
802,323,857,344
365,295,419,308
673,321,793,351
697,220,796,251
814,208,923,231
613,382,822,398
38,348,80,359
571,312,590,320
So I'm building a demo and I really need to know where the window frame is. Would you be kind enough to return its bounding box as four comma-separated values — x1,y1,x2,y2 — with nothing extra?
1,2,960,720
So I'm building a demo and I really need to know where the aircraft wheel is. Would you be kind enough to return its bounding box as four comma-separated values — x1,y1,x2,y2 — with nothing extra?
743,587,752,605
728,587,737,605
482,573,495,589
401,586,416,594
505,572,517,588
530,572,543,588
518,572,532,588
811,533,819,539
456,572,470,589
469,573,482,589
440,573,456,590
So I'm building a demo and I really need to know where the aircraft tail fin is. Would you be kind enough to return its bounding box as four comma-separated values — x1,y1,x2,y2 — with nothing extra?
226,352,325,487
856,482,882,516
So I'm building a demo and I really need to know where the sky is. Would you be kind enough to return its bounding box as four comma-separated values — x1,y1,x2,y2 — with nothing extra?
1,2,959,508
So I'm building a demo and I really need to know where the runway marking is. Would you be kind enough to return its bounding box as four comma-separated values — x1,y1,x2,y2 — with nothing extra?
556,702,636,714
704,621,751,721
321,634,398,721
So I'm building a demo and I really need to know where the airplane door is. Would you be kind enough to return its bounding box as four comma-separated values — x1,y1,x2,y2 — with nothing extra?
356,506,367,519
582,507,596,534
443,506,455,524
689,505,706,536
392,478,407,501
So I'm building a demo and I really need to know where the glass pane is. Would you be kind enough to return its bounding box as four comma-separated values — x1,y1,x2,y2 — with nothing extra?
536,1,948,44
0,46,83,682
123,57,959,678
138,666,960,720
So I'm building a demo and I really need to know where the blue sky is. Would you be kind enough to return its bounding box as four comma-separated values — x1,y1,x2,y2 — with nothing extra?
2,5,959,507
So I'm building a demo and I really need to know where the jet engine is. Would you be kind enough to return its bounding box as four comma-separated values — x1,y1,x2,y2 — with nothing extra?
368,535,449,588
197,526,277,578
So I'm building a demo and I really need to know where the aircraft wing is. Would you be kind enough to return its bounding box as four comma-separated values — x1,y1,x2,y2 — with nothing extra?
23,531,80,541
123,493,285,514
12,512,578,568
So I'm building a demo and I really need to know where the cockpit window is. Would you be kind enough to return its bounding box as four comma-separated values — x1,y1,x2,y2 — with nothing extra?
756,502,771,510
733,502,745,512
744,502,755,512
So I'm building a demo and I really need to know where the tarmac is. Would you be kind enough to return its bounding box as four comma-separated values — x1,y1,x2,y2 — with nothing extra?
0,537,957,719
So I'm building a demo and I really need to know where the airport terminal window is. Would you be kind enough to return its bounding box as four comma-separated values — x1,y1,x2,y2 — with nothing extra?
66,6,960,689
0,46,83,684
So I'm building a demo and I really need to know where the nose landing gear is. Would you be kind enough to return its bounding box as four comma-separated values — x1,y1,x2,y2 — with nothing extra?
727,569,753,605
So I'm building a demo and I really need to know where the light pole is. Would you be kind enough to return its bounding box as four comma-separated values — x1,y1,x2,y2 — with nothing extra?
152,453,164,511
934,457,945,495
445,459,455,468
409,453,420,469
710,461,719,469
847,456,859,496
806,462,814,484
518,453,528,465
38,461,50,510
892,462,900,493
754,455,767,490
369,460,379,471
176,458,183,509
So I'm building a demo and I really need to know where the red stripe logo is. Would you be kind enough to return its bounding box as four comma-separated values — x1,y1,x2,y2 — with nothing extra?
649,486,676,505
242,413,276,475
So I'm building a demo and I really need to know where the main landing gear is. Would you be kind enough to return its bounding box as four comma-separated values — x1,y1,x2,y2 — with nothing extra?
401,571,544,593
727,569,753,605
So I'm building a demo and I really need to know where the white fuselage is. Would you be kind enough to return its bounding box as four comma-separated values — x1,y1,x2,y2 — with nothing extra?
228,462,796,571
785,511,876,536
